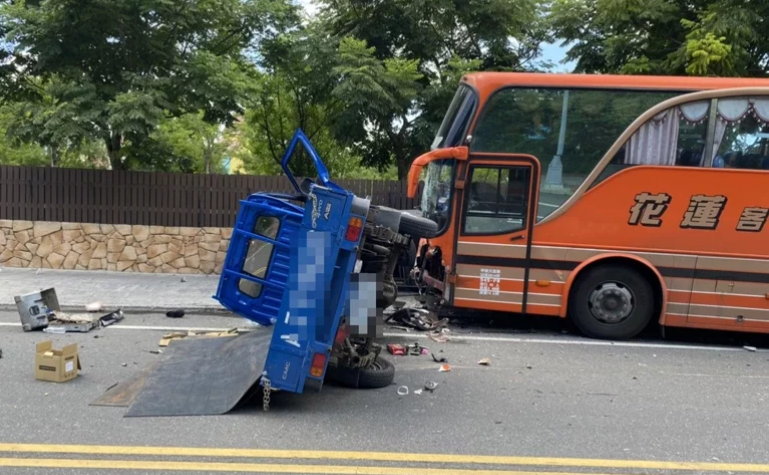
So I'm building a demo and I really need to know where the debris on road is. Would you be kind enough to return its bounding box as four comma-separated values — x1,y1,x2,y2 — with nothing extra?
35,341,81,383
397,386,409,396
165,309,185,319
431,353,448,363
85,301,103,312
428,329,451,343
424,381,438,392
386,307,448,332
414,389,423,395
387,343,406,356
526,365,533,369
121,363,128,367
158,328,239,347
149,350,163,355
16,288,123,333
438,364,451,372
743,345,758,352
478,358,491,366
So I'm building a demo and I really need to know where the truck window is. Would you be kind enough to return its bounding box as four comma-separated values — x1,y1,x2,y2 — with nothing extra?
463,165,530,235
238,216,280,298
470,88,678,220
711,97,769,170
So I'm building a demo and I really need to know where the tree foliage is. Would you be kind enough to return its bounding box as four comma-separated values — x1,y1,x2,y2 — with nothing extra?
0,0,295,169
549,0,769,77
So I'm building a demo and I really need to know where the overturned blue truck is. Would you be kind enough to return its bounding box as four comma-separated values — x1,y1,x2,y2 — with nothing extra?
114,130,438,416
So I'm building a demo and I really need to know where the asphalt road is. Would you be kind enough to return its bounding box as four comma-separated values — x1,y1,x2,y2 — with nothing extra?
2,310,769,474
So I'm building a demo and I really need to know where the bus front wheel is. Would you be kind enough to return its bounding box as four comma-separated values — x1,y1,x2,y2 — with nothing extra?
568,264,654,340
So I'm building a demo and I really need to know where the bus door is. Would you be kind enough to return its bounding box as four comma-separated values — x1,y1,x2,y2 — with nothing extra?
451,155,540,316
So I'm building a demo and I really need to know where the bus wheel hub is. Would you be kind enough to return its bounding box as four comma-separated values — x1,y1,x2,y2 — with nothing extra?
588,283,633,324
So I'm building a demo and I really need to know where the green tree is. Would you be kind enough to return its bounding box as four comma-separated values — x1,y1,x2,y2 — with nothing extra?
317,0,546,179
1,0,296,170
549,0,769,77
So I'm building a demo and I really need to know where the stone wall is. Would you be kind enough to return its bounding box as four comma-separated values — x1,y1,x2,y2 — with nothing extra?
0,220,232,274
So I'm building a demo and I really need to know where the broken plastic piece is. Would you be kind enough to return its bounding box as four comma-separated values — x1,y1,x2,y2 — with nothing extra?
431,353,447,363
743,345,758,352
414,389,423,395
85,302,103,312
387,344,406,356
424,381,438,392
438,364,451,372
478,358,491,366
397,386,409,396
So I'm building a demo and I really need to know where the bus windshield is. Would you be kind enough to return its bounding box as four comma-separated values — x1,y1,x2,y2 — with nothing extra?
432,85,476,150
420,159,454,231
469,87,681,220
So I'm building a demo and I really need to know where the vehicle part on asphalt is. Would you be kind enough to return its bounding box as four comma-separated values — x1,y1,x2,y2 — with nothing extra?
165,309,185,318
124,328,272,417
424,381,438,392
386,307,448,332
431,353,447,363
428,329,451,343
326,356,396,389
387,343,406,356
397,386,409,396
568,264,654,340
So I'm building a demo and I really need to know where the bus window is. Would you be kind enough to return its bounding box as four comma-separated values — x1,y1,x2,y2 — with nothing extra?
593,100,711,187
420,159,454,232
711,97,769,170
463,165,531,235
470,88,677,220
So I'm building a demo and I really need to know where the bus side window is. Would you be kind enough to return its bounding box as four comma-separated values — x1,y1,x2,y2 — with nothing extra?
711,97,769,170
594,101,711,187
463,165,530,235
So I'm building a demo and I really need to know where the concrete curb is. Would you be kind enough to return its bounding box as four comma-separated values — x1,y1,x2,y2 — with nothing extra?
0,303,236,316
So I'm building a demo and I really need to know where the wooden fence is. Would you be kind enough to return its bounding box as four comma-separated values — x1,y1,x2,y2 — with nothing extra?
0,166,421,228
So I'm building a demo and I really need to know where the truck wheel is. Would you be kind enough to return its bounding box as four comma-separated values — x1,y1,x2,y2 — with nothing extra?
568,264,654,340
358,357,395,389
375,206,438,238
325,357,395,389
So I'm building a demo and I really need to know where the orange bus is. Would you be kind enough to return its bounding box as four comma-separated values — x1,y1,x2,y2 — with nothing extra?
407,72,769,340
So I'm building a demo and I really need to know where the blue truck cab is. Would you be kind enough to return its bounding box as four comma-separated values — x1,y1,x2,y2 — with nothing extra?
214,129,395,396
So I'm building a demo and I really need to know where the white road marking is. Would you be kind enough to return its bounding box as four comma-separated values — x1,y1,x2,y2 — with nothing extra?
0,321,753,352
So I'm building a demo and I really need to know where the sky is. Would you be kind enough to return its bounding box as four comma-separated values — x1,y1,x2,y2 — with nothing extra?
295,0,575,72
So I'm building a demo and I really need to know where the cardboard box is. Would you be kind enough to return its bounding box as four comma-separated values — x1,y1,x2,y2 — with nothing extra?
35,341,81,383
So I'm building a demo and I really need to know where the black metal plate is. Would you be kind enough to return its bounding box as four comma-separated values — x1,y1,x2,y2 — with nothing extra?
124,328,273,417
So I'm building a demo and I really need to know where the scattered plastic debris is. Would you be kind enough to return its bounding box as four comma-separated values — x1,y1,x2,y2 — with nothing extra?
397,386,409,396
478,358,491,366
414,389,423,395
387,343,406,356
744,345,758,352
431,353,448,363
428,329,451,343
438,364,451,372
424,381,438,392
386,307,448,332
85,302,103,312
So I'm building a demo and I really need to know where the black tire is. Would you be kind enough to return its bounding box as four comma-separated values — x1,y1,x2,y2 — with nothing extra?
325,357,395,389
387,207,439,238
568,264,654,340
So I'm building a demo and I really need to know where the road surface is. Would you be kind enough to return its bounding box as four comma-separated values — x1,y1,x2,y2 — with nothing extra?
1,310,769,474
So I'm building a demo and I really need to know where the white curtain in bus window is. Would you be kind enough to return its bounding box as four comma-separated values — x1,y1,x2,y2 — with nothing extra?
711,97,769,169
624,101,710,167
